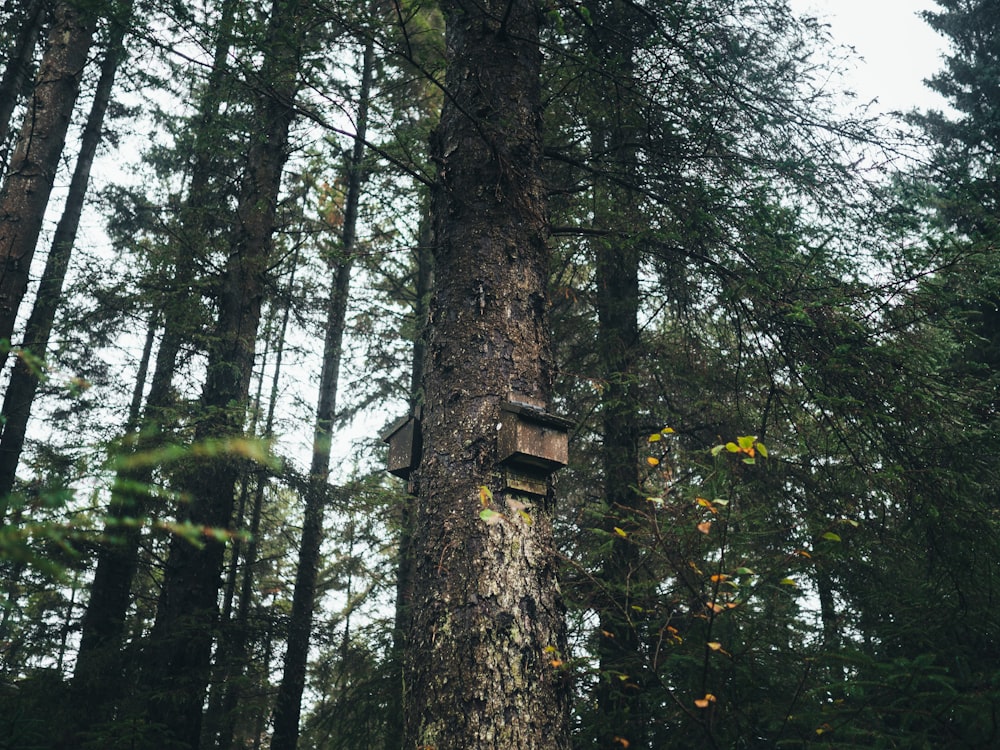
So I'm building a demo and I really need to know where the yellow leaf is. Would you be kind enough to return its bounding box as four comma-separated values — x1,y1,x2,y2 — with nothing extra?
694,693,717,708
662,426,675,434
479,485,493,507
646,456,660,466
780,578,797,586
648,433,661,442
795,549,812,558
697,521,712,534
614,527,628,538
707,641,723,651
543,645,557,653
549,659,563,668
710,574,730,582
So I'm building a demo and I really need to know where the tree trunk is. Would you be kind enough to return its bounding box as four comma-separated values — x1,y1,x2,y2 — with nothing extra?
384,203,433,750
0,1,130,513
213,249,299,750
136,1,301,745
402,2,570,748
0,0,47,175
269,37,374,750
0,0,98,351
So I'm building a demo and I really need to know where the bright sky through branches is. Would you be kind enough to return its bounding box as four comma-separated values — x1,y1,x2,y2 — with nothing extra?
791,0,949,116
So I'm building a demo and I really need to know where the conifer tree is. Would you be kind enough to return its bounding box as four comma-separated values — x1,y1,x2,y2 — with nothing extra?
403,1,570,747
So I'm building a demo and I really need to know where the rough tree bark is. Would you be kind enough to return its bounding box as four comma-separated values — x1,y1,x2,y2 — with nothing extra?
135,1,301,745
0,0,98,351
269,37,373,750
402,1,571,748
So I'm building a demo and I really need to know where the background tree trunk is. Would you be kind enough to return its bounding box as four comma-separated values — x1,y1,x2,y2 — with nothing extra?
136,1,302,745
270,37,374,750
0,0,97,350
402,2,571,747
0,0,47,176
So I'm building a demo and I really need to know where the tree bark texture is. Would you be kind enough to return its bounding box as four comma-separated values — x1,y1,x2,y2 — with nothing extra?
136,1,301,744
402,2,571,748
0,0,97,350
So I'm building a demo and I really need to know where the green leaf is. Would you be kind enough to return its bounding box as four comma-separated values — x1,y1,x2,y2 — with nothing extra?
757,442,769,458
735,567,755,575
822,532,842,542
479,509,502,525
780,578,797,586
711,444,725,456
737,435,757,451
725,442,740,453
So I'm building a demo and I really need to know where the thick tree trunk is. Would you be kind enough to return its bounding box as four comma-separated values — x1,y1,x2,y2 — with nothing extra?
0,2,129,512
0,0,97,350
270,38,373,750
136,1,301,745
402,2,571,748
0,0,47,174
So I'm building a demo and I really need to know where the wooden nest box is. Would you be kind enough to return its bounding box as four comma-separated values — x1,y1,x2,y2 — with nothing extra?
497,399,571,495
381,413,422,480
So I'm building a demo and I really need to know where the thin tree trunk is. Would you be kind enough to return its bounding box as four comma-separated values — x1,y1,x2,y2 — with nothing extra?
0,0,98,351
0,2,130,513
402,2,570,747
269,37,374,750
214,248,301,750
384,204,433,750
137,1,302,744
0,0,47,175
580,7,652,746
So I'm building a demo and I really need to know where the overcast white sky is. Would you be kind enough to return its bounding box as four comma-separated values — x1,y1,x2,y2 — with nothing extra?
790,0,950,115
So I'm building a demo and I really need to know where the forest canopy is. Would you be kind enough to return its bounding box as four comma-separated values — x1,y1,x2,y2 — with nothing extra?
0,1,998,749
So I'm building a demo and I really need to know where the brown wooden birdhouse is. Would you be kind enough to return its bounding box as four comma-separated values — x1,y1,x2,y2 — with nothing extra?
381,412,422,480
496,400,571,495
